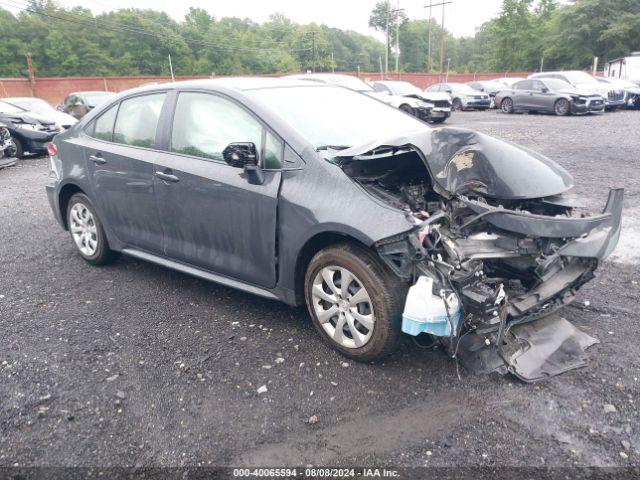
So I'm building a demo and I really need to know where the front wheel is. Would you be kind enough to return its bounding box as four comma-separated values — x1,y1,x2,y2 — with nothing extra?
554,98,571,116
66,193,118,265
9,136,24,158
452,98,463,111
304,243,407,362
399,104,415,116
429,117,447,124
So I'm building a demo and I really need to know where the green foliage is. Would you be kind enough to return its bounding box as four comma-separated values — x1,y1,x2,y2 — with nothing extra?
399,0,639,73
0,0,638,77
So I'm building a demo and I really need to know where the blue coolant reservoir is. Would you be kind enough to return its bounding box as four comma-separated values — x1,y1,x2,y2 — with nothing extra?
401,276,461,337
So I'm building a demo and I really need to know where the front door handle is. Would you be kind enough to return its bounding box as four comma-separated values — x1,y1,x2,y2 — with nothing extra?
155,171,180,183
89,154,106,164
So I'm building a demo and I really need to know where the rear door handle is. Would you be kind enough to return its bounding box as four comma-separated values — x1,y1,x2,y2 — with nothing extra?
89,154,106,164
155,171,180,183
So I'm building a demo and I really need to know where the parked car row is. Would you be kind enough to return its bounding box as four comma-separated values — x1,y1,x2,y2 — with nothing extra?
495,71,639,116
0,91,114,158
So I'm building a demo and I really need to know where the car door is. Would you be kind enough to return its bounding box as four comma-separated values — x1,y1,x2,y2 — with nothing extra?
84,92,167,253
530,80,555,112
513,80,535,108
153,90,282,288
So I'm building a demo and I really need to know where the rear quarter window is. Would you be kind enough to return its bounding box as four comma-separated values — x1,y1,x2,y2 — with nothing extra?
91,104,119,142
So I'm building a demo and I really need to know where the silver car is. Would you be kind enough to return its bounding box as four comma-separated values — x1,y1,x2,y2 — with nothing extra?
495,78,605,116
425,83,491,111
529,71,625,110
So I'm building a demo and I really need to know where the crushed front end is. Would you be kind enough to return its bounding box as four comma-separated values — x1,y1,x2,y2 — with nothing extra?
333,128,624,382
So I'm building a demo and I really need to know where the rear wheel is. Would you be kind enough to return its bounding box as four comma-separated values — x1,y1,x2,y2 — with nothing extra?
554,98,571,116
304,243,407,362
429,117,447,124
501,98,514,113
9,136,24,158
66,193,118,265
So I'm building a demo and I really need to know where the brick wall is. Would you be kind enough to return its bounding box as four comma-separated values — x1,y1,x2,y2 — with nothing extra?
0,72,530,105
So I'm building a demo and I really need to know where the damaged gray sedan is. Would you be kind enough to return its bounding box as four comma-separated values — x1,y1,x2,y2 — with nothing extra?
46,78,623,381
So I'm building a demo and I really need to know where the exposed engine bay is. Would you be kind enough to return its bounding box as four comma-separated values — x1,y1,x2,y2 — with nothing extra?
332,128,624,382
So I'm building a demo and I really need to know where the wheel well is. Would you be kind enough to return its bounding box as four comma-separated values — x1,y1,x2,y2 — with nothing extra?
293,232,369,305
58,184,85,229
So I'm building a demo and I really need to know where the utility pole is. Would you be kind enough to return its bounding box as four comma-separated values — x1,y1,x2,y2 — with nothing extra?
395,0,400,74
379,56,384,80
424,2,451,75
331,51,335,73
310,31,317,72
540,56,544,72
24,53,35,97
385,6,390,76
427,3,433,71
168,54,175,82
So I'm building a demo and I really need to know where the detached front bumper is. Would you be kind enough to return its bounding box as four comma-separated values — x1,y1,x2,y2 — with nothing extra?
427,107,451,121
571,97,605,114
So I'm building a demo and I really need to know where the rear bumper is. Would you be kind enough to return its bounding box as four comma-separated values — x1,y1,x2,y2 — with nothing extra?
45,181,65,228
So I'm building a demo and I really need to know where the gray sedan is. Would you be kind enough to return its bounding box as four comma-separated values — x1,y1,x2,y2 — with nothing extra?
45,78,623,379
495,78,605,116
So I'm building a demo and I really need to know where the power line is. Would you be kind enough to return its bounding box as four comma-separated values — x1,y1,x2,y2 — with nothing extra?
2,0,310,55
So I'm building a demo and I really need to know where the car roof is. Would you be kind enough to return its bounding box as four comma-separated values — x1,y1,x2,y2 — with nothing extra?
71,91,114,94
3,97,46,102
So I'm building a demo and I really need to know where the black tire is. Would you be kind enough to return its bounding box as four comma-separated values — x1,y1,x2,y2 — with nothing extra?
429,117,447,124
452,98,463,111
66,193,118,265
554,98,571,116
500,98,514,113
399,104,415,116
10,136,24,159
304,243,407,362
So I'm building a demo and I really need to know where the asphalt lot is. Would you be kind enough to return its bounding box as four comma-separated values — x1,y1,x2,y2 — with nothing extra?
0,110,638,471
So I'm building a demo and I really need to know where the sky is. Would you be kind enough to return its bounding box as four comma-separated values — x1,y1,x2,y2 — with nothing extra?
41,0,506,39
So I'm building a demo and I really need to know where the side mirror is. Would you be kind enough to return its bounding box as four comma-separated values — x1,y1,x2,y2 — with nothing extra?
445,89,452,93
56,104,64,111
223,142,258,168
222,142,263,185
541,87,549,93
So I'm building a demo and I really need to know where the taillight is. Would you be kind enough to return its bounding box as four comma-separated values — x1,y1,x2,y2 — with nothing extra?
46,143,57,156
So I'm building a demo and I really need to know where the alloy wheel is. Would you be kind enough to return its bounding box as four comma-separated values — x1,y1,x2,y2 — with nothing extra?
501,98,514,113
311,266,375,349
69,202,98,256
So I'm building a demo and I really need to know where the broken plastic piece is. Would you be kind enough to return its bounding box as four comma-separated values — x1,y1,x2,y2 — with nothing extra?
402,276,461,337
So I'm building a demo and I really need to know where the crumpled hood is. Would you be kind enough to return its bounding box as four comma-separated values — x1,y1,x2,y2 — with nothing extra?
333,127,574,200
1,111,56,126
364,91,428,109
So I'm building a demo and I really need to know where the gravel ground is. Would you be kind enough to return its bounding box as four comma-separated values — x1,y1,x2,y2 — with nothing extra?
0,110,638,472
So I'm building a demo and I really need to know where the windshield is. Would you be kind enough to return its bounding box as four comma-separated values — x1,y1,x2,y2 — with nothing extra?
0,100,26,114
249,85,427,150
320,75,374,92
541,78,573,90
387,82,421,96
560,71,598,86
450,83,478,94
7,98,55,115
83,92,115,107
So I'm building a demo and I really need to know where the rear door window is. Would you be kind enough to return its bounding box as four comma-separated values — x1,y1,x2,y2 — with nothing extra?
515,80,533,90
113,93,166,148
